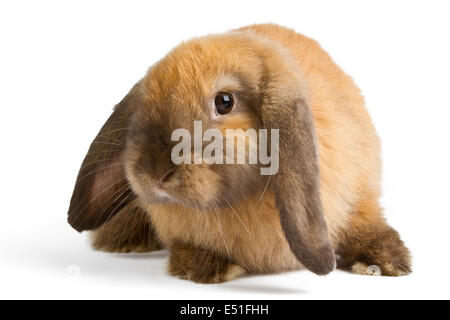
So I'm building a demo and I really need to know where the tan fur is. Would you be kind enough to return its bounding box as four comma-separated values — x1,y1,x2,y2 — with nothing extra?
138,24,383,273
146,194,299,274
69,24,411,281
168,241,246,283
238,24,381,240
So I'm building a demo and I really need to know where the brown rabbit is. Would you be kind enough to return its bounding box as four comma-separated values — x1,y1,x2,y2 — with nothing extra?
68,24,411,283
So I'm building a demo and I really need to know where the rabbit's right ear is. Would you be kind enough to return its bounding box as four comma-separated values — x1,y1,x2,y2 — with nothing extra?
258,54,336,275
67,83,142,232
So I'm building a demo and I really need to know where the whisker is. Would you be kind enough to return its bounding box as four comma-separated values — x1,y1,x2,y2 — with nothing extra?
71,175,128,214
91,141,124,146
257,176,271,205
74,163,123,186
223,198,249,233
103,191,133,226
199,208,208,242
92,183,131,227
78,158,117,170
129,207,146,246
81,150,123,156
213,209,231,258
69,176,128,225
115,205,138,249
145,212,151,250
94,128,128,140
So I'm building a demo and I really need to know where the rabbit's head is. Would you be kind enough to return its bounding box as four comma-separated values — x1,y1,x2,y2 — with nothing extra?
68,32,335,275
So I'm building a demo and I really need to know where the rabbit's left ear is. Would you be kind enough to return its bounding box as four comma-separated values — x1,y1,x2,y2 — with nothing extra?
259,59,335,275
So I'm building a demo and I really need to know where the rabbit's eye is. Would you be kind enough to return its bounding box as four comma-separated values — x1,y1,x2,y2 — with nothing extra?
214,92,234,115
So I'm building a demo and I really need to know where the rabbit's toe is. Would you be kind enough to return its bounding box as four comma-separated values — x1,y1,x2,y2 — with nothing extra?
351,261,410,277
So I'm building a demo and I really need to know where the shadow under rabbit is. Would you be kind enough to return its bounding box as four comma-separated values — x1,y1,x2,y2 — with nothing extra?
220,281,306,295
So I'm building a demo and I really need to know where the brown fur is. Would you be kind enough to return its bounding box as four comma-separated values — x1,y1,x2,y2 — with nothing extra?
169,241,245,283
335,192,412,276
91,200,162,253
68,24,411,282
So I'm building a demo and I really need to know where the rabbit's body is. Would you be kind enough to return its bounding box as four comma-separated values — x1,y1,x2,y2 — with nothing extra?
72,24,410,283
239,24,382,239
147,193,299,274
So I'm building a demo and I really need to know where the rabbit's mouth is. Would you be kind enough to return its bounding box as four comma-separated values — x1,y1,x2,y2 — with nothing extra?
126,158,227,210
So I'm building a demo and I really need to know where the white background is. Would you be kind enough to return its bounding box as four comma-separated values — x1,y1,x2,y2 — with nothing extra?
1,0,449,300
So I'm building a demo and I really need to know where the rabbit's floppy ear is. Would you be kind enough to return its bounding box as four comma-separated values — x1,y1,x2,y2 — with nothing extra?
259,60,335,275
67,83,141,232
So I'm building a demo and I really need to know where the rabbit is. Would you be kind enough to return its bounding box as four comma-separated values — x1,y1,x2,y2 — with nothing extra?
67,24,411,283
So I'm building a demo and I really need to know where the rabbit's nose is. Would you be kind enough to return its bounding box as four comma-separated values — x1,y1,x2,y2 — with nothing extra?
157,169,176,188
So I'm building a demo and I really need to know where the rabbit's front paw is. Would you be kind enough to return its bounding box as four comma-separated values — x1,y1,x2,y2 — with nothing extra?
168,242,245,284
